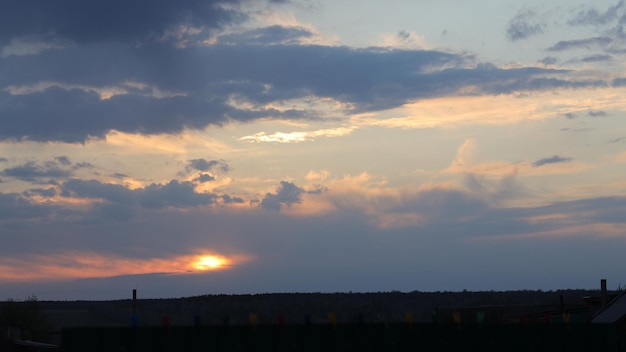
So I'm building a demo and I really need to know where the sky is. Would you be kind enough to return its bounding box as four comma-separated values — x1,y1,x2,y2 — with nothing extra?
1,0,626,300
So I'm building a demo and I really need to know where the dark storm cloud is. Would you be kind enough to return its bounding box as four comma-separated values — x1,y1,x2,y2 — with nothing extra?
0,0,247,46
0,88,287,143
532,155,572,167
1,161,72,182
506,8,544,41
547,37,612,51
261,181,303,211
0,33,604,142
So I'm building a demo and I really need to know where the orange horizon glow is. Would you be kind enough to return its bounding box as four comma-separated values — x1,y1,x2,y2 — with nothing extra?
192,255,230,271
0,251,250,282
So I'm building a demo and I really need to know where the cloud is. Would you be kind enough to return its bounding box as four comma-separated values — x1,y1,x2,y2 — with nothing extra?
0,251,248,282
22,187,57,198
613,78,626,86
240,126,356,143
3,173,626,297
567,1,625,27
588,110,607,117
579,54,612,62
216,25,314,45
532,155,572,167
377,30,427,49
55,156,72,166
506,8,545,41
0,39,593,142
261,181,303,210
0,0,249,47
1,160,73,182
60,178,219,210
194,173,216,183
0,192,55,220
547,37,612,51
538,56,558,65
187,159,230,172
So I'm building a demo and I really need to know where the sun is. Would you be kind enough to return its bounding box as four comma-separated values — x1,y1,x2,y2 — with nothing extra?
193,255,228,271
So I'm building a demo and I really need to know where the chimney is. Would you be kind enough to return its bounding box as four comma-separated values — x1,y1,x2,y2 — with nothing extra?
601,279,607,310
133,289,137,314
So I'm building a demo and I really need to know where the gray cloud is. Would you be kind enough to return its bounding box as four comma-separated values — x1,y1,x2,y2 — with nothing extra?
564,112,578,119
187,159,230,173
589,110,607,117
55,156,72,165
1,161,73,182
261,181,303,211
217,25,313,45
0,157,7,162
506,8,545,41
0,39,592,142
194,173,215,183
61,178,219,210
0,192,55,220
567,1,625,27
579,54,613,62
532,155,572,167
538,56,558,65
74,162,94,169
547,37,612,51
0,0,248,47
221,194,244,204
22,187,57,198
613,77,626,86
3,180,626,298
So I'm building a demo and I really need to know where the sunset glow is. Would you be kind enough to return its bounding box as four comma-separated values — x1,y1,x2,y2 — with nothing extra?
0,251,244,282
193,255,229,271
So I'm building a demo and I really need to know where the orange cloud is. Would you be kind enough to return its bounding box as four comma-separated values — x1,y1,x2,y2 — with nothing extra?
355,87,626,129
0,251,250,282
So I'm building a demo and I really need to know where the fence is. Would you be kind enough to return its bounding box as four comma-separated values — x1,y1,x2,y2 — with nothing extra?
62,323,626,352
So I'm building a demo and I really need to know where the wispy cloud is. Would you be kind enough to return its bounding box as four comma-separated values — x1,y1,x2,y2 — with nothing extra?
240,126,356,143
547,37,612,51
506,8,545,41
532,155,572,167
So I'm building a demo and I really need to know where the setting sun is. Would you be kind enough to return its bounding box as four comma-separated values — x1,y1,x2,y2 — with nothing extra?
193,255,229,271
